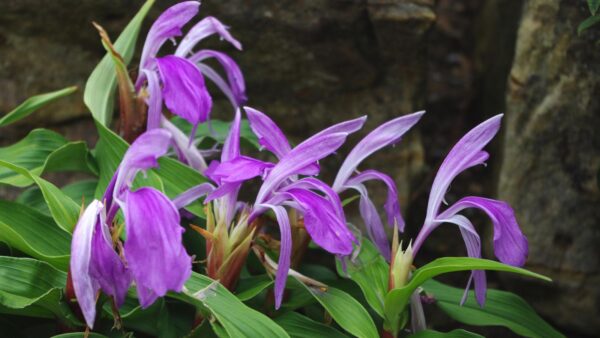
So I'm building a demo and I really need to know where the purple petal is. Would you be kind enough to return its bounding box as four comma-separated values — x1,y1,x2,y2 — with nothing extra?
173,182,215,209
175,16,242,57
139,1,200,72
439,196,528,267
161,116,208,172
122,188,192,307
347,183,391,261
282,177,344,219
142,69,162,130
70,200,103,328
345,169,404,231
244,106,292,159
333,111,423,190
156,55,212,128
189,50,247,106
425,115,502,222
440,214,486,306
311,115,367,139
258,203,292,309
115,129,172,197
222,108,241,162
206,181,242,202
285,188,355,255
256,132,349,204
208,156,274,184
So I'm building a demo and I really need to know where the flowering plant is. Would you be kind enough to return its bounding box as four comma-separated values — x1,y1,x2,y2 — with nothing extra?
0,1,564,337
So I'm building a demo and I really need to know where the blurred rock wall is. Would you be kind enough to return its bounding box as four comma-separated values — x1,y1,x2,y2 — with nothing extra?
0,0,598,335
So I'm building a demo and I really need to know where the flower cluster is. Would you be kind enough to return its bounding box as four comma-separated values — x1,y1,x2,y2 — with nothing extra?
70,0,529,330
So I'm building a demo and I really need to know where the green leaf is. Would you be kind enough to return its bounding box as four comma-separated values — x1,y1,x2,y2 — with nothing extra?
17,180,97,216
171,272,289,338
235,274,273,301
0,256,77,324
0,87,77,127
275,311,349,338
336,238,388,317
383,257,551,335
296,279,378,338
52,333,110,338
0,129,96,187
422,279,564,338
94,121,207,217
84,0,154,126
0,201,71,270
578,15,600,35
588,0,600,15
0,160,81,233
408,329,483,338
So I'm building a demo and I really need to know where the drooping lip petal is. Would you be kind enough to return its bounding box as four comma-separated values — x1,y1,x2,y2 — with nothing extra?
281,177,344,219
257,203,292,309
138,1,200,73
207,156,274,185
114,129,172,198
332,111,424,191
156,55,212,129
284,188,355,255
346,183,391,261
70,200,104,328
438,196,528,267
189,50,247,106
244,106,292,159
345,169,404,231
256,132,349,204
175,16,242,58
121,187,192,308
425,114,502,222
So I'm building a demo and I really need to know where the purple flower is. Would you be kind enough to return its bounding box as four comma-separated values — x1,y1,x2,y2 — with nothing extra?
332,111,424,260
135,1,246,172
70,130,192,328
411,114,528,306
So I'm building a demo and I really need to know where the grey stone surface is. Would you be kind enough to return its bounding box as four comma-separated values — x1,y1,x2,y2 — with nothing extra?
499,0,600,334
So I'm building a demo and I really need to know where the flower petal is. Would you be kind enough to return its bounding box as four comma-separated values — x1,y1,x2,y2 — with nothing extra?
156,55,212,128
439,214,486,306
122,187,192,307
222,108,241,162
161,116,207,172
425,115,502,222
190,50,247,106
172,182,215,209
282,177,344,219
258,203,292,309
70,200,103,328
115,129,172,197
347,183,391,261
256,132,349,204
139,1,200,72
175,16,242,58
439,196,528,267
345,169,404,231
207,156,274,185
333,111,423,190
285,188,355,255
311,115,367,139
244,106,292,158
142,69,163,130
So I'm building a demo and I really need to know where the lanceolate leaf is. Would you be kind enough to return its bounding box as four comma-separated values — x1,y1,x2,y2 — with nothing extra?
0,129,96,187
84,0,154,126
0,87,77,127
17,180,97,216
383,257,551,335
422,279,564,338
408,329,483,338
578,15,600,35
0,160,81,233
588,0,600,15
275,311,349,338
295,278,378,338
171,273,289,338
0,201,71,270
336,238,388,317
0,257,77,324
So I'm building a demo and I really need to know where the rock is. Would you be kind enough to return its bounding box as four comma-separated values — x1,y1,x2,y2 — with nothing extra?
499,0,600,334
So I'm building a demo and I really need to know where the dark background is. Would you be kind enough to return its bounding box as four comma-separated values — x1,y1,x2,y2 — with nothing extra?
0,1,598,336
